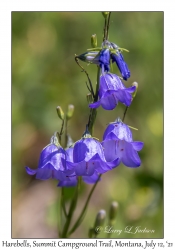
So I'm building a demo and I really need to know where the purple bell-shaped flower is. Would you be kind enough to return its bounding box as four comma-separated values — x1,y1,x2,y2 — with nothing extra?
89,73,136,110
102,119,144,167
57,146,101,187
72,136,119,176
25,133,73,181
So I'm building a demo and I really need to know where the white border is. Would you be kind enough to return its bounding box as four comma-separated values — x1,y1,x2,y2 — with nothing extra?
1,0,175,248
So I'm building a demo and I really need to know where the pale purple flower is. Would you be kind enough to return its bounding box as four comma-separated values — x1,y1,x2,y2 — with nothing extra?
102,119,144,167
89,73,136,110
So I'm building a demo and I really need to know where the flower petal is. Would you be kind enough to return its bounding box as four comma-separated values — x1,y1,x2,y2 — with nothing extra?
83,172,101,184
112,122,133,142
50,147,66,171
66,147,74,162
100,93,117,110
115,89,132,106
102,139,119,162
111,52,130,80
58,176,77,187
74,160,95,176
106,157,120,169
126,86,136,93
130,141,144,151
103,131,119,141
38,144,59,168
88,153,112,173
99,48,110,72
25,166,37,175
73,140,88,163
35,167,52,180
89,100,101,109
103,124,115,140
122,142,141,167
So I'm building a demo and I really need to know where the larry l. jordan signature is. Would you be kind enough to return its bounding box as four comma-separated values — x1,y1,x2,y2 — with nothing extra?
95,225,155,235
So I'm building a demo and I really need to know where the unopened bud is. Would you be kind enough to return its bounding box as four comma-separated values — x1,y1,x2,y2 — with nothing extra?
109,201,119,225
94,209,106,230
102,12,109,18
77,51,99,64
91,34,97,48
56,106,64,120
131,82,138,99
66,104,74,120
87,93,93,104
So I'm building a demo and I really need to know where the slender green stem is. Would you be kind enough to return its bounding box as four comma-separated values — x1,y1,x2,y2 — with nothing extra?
75,56,95,98
106,12,111,40
88,66,100,135
64,118,68,147
68,174,101,236
61,187,68,218
103,17,107,41
59,119,65,144
95,66,101,102
58,190,61,238
122,106,129,122
61,177,81,238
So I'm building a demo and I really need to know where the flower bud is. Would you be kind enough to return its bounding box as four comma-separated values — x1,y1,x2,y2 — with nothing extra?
87,93,93,104
109,201,119,225
56,106,64,120
77,51,99,64
66,104,74,120
91,34,97,48
94,209,106,229
102,12,109,18
131,82,138,99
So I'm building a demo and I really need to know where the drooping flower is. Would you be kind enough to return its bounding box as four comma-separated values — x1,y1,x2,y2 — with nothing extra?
72,135,119,176
102,119,144,167
57,146,101,187
110,42,130,81
89,73,136,110
25,134,73,181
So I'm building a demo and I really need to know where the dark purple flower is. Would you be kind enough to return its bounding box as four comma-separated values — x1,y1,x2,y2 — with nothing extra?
102,119,144,167
111,52,130,80
25,136,73,181
89,73,136,110
110,42,130,81
99,48,110,73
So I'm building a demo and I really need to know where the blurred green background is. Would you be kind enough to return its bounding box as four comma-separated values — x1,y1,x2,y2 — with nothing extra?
12,12,163,238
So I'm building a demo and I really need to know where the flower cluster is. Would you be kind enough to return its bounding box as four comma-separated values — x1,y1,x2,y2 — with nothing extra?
26,39,143,187
78,41,135,111
26,119,143,186
78,41,130,80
